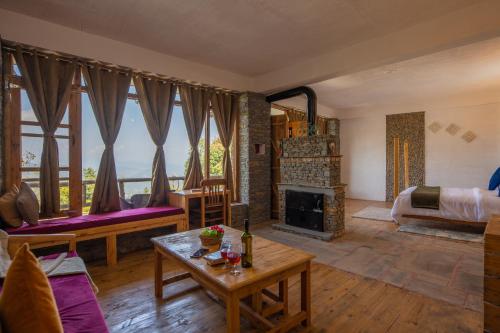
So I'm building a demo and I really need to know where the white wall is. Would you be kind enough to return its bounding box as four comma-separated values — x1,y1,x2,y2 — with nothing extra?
340,103,500,201
0,9,252,91
340,116,386,201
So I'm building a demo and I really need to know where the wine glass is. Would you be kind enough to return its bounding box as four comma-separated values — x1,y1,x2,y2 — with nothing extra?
226,243,242,276
220,239,231,268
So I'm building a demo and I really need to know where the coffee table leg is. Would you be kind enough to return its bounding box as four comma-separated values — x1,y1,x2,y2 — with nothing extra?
279,279,289,316
301,261,311,327
154,249,163,298
226,292,240,333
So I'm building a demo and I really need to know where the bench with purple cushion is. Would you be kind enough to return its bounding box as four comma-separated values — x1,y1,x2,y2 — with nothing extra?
6,206,187,266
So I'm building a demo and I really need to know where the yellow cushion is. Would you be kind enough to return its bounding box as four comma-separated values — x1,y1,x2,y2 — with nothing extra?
0,244,63,333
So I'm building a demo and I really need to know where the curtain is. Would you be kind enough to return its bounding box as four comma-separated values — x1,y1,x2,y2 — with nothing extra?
133,75,176,206
14,47,75,217
82,64,131,213
179,85,211,189
211,92,238,198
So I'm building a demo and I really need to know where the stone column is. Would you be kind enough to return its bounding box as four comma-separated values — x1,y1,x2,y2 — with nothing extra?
238,92,271,224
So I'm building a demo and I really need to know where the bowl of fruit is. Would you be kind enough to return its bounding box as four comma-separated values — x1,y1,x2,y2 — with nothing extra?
199,225,225,247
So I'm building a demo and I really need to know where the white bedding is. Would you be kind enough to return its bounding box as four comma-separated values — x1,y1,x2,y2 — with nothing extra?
391,186,500,224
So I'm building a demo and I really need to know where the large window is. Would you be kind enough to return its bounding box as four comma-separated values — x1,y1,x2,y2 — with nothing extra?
4,47,240,217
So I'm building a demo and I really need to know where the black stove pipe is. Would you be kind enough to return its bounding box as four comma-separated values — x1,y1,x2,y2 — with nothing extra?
265,86,317,136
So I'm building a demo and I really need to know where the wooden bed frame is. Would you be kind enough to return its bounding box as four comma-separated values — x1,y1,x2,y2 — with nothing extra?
402,214,488,228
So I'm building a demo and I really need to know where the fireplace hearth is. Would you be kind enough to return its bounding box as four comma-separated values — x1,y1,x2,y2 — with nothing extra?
272,134,346,241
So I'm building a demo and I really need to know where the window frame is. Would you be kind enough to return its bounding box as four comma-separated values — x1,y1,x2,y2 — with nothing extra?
4,51,240,217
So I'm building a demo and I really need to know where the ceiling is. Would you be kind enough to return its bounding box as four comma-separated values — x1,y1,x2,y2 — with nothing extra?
310,36,500,115
0,0,481,76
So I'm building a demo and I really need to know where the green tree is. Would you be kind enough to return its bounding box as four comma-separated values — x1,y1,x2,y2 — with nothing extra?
184,137,225,178
83,167,97,212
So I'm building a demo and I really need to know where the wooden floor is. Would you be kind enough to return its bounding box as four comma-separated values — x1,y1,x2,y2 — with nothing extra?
89,250,482,333
88,198,484,333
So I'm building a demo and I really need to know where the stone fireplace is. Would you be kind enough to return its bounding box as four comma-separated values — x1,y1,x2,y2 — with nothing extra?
273,135,346,241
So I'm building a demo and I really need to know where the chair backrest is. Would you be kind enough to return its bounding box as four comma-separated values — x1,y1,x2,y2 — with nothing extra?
201,178,227,206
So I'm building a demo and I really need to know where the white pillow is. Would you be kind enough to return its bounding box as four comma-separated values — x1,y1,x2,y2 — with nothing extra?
0,229,12,277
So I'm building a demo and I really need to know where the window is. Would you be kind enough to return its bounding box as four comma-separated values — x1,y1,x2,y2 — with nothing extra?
165,104,190,191
208,111,224,177
114,86,155,199
4,45,240,218
12,63,72,212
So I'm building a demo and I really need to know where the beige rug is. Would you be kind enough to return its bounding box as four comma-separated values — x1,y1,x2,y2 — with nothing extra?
398,224,484,243
352,206,393,222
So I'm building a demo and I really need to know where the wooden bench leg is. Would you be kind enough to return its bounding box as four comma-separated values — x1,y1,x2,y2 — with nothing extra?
301,261,311,327
69,239,77,252
106,234,117,266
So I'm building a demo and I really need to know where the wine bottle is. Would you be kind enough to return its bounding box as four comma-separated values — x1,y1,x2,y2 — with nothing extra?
241,219,253,268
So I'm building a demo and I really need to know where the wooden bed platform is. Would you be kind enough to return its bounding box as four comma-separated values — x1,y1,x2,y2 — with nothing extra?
402,214,488,228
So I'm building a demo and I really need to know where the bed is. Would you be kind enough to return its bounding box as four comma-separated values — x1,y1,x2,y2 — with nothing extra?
391,186,500,226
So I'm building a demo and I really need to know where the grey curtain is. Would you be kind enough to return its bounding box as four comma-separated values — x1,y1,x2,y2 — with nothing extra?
14,47,75,217
133,76,176,206
83,64,131,213
180,85,211,189
211,93,238,198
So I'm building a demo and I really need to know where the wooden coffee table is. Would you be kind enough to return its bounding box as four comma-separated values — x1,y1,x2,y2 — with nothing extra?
152,226,315,332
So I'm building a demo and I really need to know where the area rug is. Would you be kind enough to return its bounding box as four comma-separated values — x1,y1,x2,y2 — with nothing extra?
352,206,393,222
398,224,484,243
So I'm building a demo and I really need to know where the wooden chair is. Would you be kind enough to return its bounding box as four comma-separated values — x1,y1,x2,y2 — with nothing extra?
200,178,228,228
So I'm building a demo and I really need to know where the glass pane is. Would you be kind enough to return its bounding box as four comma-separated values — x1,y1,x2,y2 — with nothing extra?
61,106,69,125
13,63,21,76
21,136,42,167
114,99,154,199
60,171,70,210
21,89,37,122
128,85,136,95
209,112,224,177
20,90,69,124
57,138,69,167
165,105,189,190
82,92,104,210
21,125,43,135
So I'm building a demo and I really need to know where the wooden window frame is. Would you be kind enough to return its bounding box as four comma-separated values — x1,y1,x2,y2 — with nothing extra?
4,53,241,214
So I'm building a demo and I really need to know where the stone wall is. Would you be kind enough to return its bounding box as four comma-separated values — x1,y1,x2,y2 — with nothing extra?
230,202,248,227
239,92,271,224
280,135,340,187
386,112,425,201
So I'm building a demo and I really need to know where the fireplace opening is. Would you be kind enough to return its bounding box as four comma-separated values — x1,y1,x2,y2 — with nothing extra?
285,190,324,232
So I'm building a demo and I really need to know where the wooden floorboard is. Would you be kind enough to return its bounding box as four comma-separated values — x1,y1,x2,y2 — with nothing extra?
88,249,482,332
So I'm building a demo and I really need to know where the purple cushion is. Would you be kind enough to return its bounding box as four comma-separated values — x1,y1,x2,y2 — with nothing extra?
1,252,109,333
6,206,184,235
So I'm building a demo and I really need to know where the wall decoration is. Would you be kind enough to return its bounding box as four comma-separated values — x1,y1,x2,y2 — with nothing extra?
446,123,460,136
386,112,425,202
428,122,442,133
461,130,477,143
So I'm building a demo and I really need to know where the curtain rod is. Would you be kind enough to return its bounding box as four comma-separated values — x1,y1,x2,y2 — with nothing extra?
1,40,240,95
